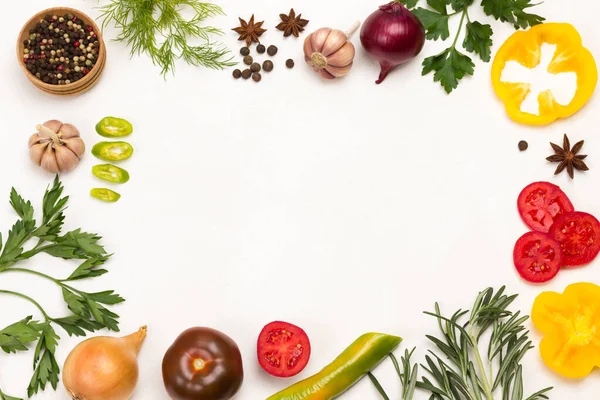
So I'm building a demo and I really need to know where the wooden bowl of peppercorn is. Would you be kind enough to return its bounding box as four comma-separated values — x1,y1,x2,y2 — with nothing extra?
17,7,106,96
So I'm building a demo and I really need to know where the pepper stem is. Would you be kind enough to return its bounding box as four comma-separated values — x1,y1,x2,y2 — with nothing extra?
345,21,361,38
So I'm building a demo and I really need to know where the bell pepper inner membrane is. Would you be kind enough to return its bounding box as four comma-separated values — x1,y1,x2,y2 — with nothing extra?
500,44,577,115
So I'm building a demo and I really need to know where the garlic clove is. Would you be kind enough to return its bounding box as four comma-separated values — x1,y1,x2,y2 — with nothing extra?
63,137,85,158
318,69,336,80
41,145,59,173
55,145,80,173
60,123,81,139
321,29,348,57
326,42,355,68
43,120,63,134
29,143,47,166
310,28,332,53
327,63,354,78
28,134,41,148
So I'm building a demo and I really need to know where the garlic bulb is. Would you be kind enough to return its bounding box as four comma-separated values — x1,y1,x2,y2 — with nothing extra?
303,21,361,79
29,120,85,173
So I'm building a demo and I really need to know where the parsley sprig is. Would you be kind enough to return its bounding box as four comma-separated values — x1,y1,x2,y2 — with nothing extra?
0,177,123,399
402,0,544,93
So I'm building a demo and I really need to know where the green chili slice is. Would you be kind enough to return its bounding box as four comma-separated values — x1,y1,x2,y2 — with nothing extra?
90,188,121,202
92,164,130,184
92,141,134,162
96,117,133,138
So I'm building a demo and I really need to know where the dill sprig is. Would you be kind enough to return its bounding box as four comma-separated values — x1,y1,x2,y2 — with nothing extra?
417,286,552,400
98,0,235,77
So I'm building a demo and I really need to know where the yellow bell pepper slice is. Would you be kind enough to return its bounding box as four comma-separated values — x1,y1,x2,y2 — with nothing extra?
491,23,598,126
531,282,600,378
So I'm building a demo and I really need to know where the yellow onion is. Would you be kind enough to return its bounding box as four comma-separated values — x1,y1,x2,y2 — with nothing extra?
63,326,147,400
303,22,360,79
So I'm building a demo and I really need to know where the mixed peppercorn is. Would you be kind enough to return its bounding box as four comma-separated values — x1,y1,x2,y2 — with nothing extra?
23,13,100,85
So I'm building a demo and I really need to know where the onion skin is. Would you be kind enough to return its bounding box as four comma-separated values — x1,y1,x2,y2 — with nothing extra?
360,1,425,84
63,326,147,400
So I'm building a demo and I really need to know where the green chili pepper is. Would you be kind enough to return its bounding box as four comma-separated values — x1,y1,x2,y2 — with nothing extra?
92,141,134,162
92,164,130,184
96,116,133,138
90,188,121,202
266,333,402,400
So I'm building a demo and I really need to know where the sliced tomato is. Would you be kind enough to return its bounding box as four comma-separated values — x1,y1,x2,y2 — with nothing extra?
517,182,574,233
513,231,562,283
549,211,600,267
257,321,311,378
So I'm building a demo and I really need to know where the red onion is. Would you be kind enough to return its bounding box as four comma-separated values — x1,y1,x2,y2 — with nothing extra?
360,1,425,84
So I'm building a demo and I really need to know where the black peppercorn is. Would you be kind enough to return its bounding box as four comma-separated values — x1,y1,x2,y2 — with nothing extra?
267,45,278,56
286,59,295,69
232,69,242,79
518,141,528,151
242,69,252,79
240,47,250,56
262,60,273,72
250,63,261,73
257,44,266,54
252,72,262,82
243,55,253,65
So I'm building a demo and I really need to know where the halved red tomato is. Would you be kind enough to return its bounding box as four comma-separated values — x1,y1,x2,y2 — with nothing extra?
257,321,311,378
549,211,600,267
513,231,562,283
517,182,574,233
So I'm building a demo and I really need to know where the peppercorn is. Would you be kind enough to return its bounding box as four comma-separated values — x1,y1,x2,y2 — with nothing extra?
243,55,253,65
250,63,261,73
286,59,295,69
240,47,250,56
267,45,278,56
262,60,273,72
257,44,266,54
232,69,242,79
518,141,528,151
242,69,252,79
252,72,262,82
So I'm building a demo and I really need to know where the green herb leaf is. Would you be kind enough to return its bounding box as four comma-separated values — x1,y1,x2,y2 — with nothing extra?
463,21,493,62
422,47,475,93
412,8,450,40
0,220,36,265
9,189,34,222
0,317,42,354
27,324,60,397
481,0,545,29
400,0,419,8
0,390,23,400
66,257,110,281
426,0,449,14
449,0,473,11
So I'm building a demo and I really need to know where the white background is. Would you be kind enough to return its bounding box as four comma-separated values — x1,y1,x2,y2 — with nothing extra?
1,0,599,399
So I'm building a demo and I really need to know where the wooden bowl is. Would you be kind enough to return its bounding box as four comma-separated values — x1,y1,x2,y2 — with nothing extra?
17,7,106,95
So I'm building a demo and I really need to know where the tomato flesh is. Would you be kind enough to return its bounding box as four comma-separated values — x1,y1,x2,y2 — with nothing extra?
257,321,311,377
549,211,600,267
517,182,574,233
513,231,562,283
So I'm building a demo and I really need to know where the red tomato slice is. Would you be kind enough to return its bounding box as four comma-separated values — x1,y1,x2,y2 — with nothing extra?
517,182,574,233
513,231,562,283
549,211,600,267
257,321,311,378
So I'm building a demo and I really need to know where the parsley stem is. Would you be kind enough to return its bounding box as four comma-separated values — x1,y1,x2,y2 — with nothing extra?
451,9,468,49
0,268,83,297
0,289,50,320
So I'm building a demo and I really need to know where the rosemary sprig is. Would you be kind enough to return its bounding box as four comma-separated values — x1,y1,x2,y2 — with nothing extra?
417,286,552,400
97,0,235,77
369,348,419,400
0,177,123,397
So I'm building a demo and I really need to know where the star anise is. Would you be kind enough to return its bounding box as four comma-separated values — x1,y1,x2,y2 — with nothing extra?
276,9,309,38
546,134,589,179
232,15,266,46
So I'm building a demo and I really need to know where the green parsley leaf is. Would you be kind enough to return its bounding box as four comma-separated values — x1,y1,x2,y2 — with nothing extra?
427,0,449,14
52,315,103,337
481,0,545,29
66,257,110,281
422,47,475,93
400,0,419,8
449,0,473,11
0,220,36,265
27,324,60,397
9,189,34,222
41,177,68,226
412,8,450,40
463,21,493,62
0,317,41,354
0,390,23,400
